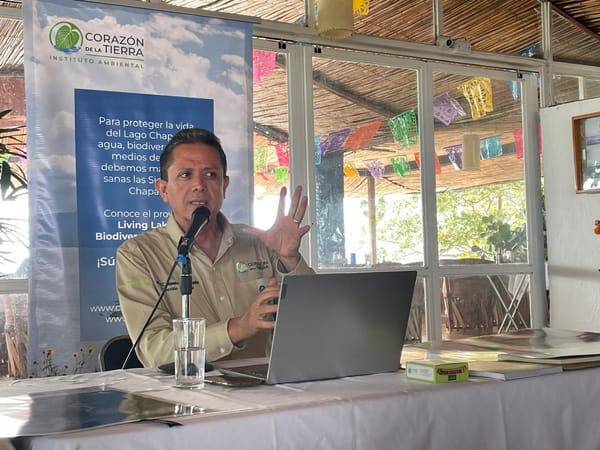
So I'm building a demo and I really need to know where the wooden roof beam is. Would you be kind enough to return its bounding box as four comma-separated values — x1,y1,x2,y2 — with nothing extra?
275,54,402,118
545,0,600,43
253,121,289,142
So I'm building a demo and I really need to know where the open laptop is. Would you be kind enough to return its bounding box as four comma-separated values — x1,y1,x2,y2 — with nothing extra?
215,270,417,385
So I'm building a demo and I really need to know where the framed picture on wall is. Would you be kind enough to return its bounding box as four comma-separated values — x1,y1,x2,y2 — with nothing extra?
573,112,600,193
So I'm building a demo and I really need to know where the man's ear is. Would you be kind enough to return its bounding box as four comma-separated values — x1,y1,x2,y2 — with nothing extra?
223,175,230,198
155,178,169,203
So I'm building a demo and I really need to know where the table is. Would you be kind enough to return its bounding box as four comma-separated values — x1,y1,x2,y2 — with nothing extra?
2,365,600,450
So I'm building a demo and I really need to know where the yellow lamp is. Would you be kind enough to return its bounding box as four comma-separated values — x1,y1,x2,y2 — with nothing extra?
316,0,354,39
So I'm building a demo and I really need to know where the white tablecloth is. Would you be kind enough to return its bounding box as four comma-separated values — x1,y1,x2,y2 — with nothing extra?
2,366,600,450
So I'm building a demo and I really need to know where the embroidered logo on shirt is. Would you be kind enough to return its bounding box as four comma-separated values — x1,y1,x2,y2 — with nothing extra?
236,260,270,274
236,262,249,274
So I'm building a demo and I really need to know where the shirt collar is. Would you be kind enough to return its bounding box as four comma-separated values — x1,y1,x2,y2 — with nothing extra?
165,212,235,257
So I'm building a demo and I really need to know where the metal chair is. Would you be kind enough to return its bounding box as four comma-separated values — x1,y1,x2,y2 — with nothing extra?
442,275,501,336
98,335,143,371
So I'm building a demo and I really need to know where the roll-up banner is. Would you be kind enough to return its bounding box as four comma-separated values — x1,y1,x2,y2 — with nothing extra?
23,0,252,374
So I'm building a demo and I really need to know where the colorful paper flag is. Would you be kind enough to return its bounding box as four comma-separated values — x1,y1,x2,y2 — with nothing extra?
388,110,418,147
344,121,382,150
275,141,289,167
457,77,493,120
320,128,352,154
433,92,466,126
253,50,276,83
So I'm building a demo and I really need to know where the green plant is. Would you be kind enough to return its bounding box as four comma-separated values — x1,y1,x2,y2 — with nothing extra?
30,346,96,377
0,109,27,201
471,215,527,263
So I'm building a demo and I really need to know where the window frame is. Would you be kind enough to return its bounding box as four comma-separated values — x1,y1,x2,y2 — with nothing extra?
277,43,545,342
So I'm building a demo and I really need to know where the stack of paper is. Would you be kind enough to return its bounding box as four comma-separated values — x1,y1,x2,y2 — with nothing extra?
402,328,600,380
467,360,562,380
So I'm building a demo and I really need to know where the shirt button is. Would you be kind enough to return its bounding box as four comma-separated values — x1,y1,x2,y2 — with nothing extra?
219,347,226,354
219,296,225,302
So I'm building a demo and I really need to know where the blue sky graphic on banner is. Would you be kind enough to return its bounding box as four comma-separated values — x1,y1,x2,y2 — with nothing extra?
75,90,214,340
23,0,252,374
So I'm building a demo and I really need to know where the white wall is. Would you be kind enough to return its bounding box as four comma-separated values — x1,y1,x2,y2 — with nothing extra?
541,98,600,331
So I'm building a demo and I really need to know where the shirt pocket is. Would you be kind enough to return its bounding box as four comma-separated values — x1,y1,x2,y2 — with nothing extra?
238,275,272,295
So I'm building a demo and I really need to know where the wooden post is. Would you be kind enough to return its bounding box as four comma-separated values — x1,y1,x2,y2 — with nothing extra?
2,294,28,379
367,176,376,265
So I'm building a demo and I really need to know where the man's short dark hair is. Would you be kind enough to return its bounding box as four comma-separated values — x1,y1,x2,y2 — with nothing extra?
159,128,227,180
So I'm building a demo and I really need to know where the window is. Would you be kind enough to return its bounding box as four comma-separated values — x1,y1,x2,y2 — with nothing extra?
310,56,422,269
257,45,544,343
251,45,291,228
0,16,28,380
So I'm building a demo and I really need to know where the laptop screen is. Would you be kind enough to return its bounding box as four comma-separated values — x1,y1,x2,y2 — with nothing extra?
263,270,417,384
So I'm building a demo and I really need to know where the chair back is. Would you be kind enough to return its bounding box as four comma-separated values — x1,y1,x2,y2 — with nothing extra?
98,335,143,371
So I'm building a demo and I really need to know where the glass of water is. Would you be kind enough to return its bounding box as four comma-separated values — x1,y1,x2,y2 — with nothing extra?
172,317,206,389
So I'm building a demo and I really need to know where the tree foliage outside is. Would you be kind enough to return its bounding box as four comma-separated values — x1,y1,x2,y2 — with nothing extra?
437,182,528,262
370,181,530,264
375,194,424,264
0,109,28,275
0,110,27,201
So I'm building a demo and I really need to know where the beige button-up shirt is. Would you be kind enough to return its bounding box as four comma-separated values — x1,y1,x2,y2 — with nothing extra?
116,213,313,367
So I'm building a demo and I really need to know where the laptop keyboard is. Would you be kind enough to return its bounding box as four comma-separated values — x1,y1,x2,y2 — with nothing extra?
221,363,268,379
236,364,268,377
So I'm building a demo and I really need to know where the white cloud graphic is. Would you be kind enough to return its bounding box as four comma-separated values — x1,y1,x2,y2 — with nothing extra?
28,1,251,168
222,53,245,66
26,0,253,224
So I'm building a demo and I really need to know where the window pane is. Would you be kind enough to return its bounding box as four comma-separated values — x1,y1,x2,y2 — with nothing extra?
584,78,600,100
552,74,583,104
408,276,426,343
0,196,28,279
252,48,290,229
442,273,531,338
0,292,28,379
0,17,24,68
553,74,600,105
0,18,28,280
311,57,421,269
433,72,527,264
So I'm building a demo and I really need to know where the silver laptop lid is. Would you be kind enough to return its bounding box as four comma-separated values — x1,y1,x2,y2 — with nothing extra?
265,270,417,384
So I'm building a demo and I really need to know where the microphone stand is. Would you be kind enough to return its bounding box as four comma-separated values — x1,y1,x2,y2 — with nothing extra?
121,250,195,370
121,247,192,369
121,258,178,369
177,254,192,319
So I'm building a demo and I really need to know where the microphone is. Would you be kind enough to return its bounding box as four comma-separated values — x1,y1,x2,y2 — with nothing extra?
177,206,210,256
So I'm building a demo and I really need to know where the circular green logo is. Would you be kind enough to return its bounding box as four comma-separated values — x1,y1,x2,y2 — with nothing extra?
49,21,83,54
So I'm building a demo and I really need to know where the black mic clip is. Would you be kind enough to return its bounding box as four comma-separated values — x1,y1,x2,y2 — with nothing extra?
177,206,210,257
176,237,192,260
